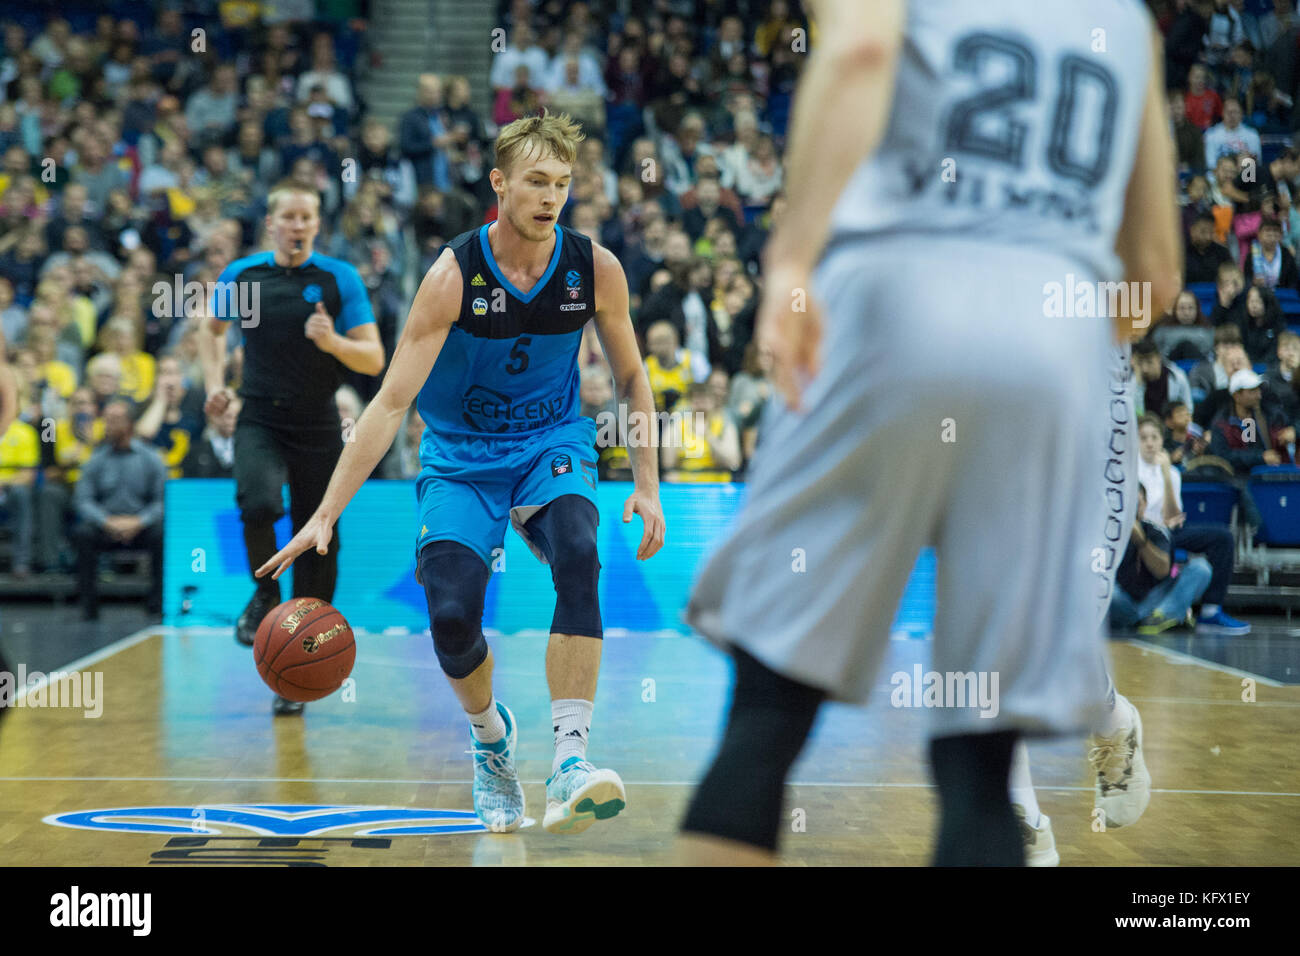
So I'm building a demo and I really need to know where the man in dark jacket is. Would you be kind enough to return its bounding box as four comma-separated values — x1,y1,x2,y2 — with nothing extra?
1209,369,1297,473
398,74,454,191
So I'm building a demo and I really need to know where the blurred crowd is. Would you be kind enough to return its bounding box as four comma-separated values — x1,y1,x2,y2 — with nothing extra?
1144,0,1300,479
0,0,803,581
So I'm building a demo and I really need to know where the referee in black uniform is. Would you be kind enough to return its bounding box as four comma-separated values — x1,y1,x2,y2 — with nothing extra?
200,181,384,715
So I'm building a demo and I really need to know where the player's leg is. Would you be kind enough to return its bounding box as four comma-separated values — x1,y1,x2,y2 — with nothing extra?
518,492,625,834
232,415,289,645
418,539,523,832
416,467,522,831
286,424,344,605
677,246,952,862
1083,346,1152,829
1014,345,1138,863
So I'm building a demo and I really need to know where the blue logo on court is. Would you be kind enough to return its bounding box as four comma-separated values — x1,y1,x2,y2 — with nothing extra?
303,284,323,304
43,805,492,836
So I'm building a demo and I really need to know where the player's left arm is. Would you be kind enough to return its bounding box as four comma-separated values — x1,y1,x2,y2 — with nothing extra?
757,0,904,408
592,242,665,561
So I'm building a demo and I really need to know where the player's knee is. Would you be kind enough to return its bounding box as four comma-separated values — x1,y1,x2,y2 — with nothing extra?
419,541,489,679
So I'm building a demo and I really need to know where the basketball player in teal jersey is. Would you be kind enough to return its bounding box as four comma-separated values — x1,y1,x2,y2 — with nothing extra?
259,111,665,834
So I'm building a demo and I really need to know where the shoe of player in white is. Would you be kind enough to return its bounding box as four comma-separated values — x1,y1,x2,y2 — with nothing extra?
1012,803,1060,867
543,756,626,834
468,702,524,833
1087,694,1151,828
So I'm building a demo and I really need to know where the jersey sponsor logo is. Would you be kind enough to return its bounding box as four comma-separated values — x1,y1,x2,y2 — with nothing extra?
559,303,587,311
551,454,572,476
43,804,493,836
302,284,323,304
565,269,582,300
471,273,487,286
461,384,566,433
471,297,489,316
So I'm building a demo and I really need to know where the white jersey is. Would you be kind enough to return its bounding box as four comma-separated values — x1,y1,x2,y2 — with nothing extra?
826,0,1152,282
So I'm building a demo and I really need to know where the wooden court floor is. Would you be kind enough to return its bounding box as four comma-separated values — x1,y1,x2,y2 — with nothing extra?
0,626,1296,866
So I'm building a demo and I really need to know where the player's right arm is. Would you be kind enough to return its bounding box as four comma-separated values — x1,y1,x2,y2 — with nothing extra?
1114,20,1184,343
257,248,462,580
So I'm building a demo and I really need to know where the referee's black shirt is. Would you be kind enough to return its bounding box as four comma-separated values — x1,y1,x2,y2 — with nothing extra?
209,250,376,428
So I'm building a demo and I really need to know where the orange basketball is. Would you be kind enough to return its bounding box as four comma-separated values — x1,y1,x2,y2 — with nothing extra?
253,598,356,702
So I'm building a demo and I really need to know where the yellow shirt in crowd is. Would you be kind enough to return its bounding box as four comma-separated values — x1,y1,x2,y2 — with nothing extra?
0,420,40,482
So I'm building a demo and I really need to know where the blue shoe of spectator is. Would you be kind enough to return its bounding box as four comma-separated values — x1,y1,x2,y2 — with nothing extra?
1196,609,1252,636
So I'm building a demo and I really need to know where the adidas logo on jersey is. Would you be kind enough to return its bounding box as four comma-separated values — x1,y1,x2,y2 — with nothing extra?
471,273,487,286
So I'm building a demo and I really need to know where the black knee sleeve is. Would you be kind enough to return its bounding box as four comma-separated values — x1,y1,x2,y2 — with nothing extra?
929,730,1024,866
418,540,490,680
525,496,602,638
680,646,825,851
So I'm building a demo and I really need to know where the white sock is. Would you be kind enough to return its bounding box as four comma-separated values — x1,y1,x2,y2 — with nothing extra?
1200,604,1219,618
468,697,506,745
1008,739,1042,829
552,698,592,773
1097,692,1133,737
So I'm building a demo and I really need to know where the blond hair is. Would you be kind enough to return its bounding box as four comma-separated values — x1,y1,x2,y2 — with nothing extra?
266,180,322,215
494,109,585,176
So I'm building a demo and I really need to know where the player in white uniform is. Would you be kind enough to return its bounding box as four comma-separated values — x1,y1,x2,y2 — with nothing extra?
676,0,1181,864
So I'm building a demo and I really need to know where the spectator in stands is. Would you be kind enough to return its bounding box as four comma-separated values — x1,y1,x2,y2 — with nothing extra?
1155,289,1216,361
1241,284,1286,361
99,316,156,404
1210,368,1296,472
0,276,25,346
0,393,38,577
1133,336,1195,418
545,57,605,138
297,31,354,117
400,74,454,192
1171,90,1206,173
728,340,773,465
135,354,202,479
1109,483,1213,634
683,174,740,244
230,121,280,197
1185,63,1223,130
622,212,668,301
72,397,164,619
1208,153,1248,211
85,352,126,414
1192,322,1247,397
186,64,241,148
662,379,741,483
578,364,631,481
1185,211,1234,283
1162,400,1208,465
639,254,718,371
644,319,705,413
1264,329,1300,423
711,273,757,377
411,186,478,273
1210,260,1249,328
491,21,549,96
38,386,101,575
1137,413,1250,634
181,392,239,479
45,183,96,256
71,135,131,213
734,133,782,206
0,229,45,304
1243,216,1299,290
444,76,490,201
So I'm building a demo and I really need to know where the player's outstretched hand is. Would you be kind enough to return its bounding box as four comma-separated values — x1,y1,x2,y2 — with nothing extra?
256,511,335,581
757,263,822,412
623,489,665,561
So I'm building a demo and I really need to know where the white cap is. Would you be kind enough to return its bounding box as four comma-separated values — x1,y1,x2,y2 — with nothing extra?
1229,369,1264,393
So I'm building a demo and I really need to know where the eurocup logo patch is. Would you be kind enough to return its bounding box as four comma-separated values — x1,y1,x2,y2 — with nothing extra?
43,805,493,836
472,297,488,316
551,454,572,476
302,284,323,304
565,269,581,300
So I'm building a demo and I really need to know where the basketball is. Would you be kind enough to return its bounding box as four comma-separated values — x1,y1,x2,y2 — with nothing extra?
253,598,356,703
